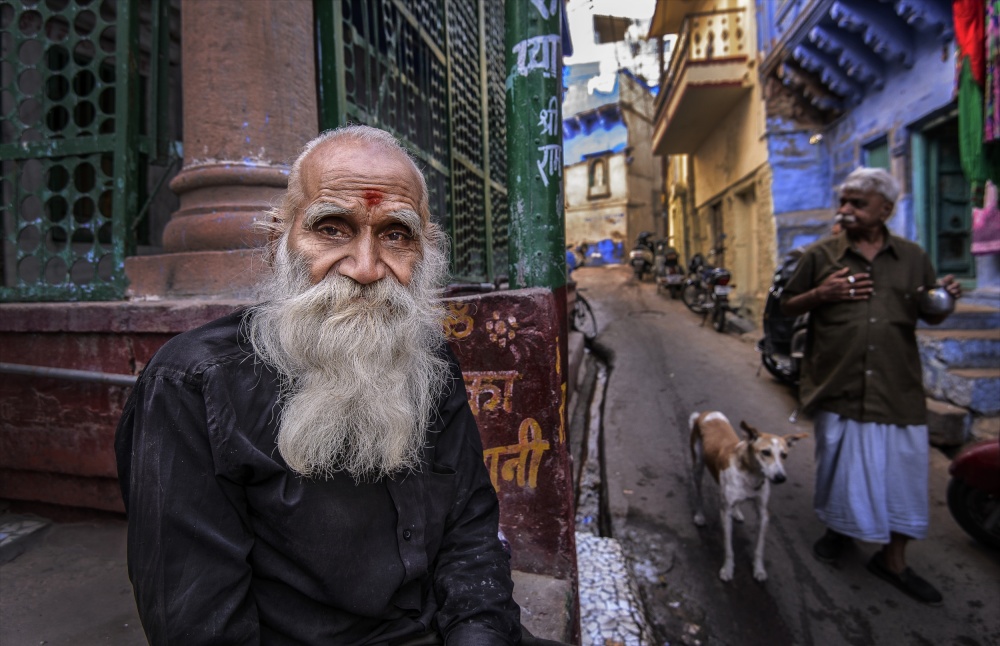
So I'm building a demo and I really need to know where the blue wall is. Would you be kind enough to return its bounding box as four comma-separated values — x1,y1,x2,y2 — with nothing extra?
767,117,832,214
823,40,954,240
564,117,628,165
767,26,954,244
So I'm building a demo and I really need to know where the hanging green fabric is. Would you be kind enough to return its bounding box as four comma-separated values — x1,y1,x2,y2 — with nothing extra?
959,56,1000,187
960,57,988,183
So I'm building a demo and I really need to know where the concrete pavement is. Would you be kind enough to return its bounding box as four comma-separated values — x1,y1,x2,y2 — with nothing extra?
0,514,146,645
577,264,1000,646
0,516,578,645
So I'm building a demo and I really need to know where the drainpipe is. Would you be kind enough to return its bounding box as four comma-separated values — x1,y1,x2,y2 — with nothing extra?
0,362,137,387
505,1,565,290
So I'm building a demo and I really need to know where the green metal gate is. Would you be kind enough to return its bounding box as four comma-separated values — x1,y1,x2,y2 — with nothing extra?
0,0,172,301
315,0,508,284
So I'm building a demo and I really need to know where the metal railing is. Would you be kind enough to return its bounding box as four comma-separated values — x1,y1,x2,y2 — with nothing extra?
314,0,508,285
1,0,177,302
655,7,747,122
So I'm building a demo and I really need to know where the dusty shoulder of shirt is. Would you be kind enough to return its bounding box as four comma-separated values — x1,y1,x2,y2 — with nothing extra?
143,321,250,388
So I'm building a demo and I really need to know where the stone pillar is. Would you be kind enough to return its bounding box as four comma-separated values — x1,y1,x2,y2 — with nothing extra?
126,0,318,298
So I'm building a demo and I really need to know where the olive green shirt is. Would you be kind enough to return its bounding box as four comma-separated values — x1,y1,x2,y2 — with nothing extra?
781,232,937,425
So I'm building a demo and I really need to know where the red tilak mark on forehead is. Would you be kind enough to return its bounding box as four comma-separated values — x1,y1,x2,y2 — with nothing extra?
362,190,383,207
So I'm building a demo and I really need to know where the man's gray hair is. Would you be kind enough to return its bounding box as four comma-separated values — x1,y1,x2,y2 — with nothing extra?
837,167,901,205
261,125,432,256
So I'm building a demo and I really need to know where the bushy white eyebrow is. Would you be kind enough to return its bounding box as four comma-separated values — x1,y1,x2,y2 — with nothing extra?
301,203,351,229
301,203,422,236
390,209,423,235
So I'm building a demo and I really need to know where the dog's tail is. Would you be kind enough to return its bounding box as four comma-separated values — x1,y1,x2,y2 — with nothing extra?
688,412,702,462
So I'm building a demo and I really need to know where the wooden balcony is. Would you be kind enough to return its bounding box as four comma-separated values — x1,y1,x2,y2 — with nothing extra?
651,7,752,155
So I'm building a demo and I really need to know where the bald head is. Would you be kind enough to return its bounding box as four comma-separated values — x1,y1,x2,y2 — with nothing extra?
275,125,432,237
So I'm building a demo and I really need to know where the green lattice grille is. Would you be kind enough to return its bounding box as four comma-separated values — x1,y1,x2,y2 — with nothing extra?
0,0,144,301
485,0,507,271
315,0,508,284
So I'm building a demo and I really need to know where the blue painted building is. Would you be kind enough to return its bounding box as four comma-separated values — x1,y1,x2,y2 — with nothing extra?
563,64,662,265
758,0,1000,426
757,0,976,280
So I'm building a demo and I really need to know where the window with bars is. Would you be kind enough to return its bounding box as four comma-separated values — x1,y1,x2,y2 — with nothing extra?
314,0,508,284
0,0,180,302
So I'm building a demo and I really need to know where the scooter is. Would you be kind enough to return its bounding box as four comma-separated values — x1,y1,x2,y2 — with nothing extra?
704,265,733,333
757,249,808,386
629,232,656,281
566,243,586,274
654,240,684,299
681,248,733,332
681,253,711,313
947,437,1000,550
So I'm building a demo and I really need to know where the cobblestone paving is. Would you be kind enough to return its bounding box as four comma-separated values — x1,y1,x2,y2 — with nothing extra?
576,531,650,646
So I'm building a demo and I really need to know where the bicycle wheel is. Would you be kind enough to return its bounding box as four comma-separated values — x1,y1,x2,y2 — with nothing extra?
571,294,598,338
682,283,707,313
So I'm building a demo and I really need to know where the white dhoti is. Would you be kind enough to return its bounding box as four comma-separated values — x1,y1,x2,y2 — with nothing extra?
813,411,929,543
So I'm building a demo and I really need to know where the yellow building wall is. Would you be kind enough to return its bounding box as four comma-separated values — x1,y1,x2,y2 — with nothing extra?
662,0,776,320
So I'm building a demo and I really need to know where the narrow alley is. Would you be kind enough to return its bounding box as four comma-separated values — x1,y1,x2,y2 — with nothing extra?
570,264,1000,646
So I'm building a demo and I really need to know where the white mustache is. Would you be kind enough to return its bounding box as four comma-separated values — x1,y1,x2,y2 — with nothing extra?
835,214,857,224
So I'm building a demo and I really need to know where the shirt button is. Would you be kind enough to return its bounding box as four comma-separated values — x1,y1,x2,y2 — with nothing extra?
869,317,877,323
403,529,412,541
868,345,876,351
865,370,873,376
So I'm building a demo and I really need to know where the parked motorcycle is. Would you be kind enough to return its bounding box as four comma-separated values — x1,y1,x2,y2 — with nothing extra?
681,248,733,332
566,243,586,274
628,231,656,281
654,239,684,299
681,253,710,313
947,437,1000,550
757,249,808,385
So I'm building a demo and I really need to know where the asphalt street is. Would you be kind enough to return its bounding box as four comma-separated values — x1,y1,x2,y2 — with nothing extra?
572,264,1000,646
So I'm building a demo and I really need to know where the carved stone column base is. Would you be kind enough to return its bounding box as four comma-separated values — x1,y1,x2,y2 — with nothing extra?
163,163,288,252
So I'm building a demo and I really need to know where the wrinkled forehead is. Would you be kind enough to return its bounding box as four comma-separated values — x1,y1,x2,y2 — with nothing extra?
839,187,889,206
298,138,426,215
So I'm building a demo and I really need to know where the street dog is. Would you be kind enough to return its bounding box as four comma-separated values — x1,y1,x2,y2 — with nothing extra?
689,411,808,582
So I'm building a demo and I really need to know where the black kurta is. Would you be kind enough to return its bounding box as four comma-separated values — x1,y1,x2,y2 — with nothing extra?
115,310,520,645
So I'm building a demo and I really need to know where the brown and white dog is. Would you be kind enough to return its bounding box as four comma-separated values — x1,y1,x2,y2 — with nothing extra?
689,411,808,582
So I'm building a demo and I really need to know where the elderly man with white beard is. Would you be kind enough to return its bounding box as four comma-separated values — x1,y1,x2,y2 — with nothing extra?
115,125,555,645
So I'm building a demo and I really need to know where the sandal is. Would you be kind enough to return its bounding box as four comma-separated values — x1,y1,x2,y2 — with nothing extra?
867,553,943,606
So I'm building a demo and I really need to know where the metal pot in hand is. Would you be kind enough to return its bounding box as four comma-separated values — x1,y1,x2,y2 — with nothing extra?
918,286,956,317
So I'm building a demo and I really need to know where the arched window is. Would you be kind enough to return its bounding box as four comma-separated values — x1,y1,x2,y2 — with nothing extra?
588,157,610,199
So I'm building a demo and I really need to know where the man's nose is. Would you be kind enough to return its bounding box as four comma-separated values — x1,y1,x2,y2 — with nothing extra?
337,235,386,285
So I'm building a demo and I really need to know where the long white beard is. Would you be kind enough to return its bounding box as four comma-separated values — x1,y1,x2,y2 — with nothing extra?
246,236,451,481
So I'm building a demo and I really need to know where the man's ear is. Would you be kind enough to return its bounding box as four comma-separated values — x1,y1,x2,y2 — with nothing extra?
267,217,283,245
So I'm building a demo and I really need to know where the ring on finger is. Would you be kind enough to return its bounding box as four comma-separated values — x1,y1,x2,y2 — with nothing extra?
847,275,856,284
849,288,856,298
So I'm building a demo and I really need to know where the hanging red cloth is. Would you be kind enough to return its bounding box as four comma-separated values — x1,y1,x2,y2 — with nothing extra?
955,0,987,85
